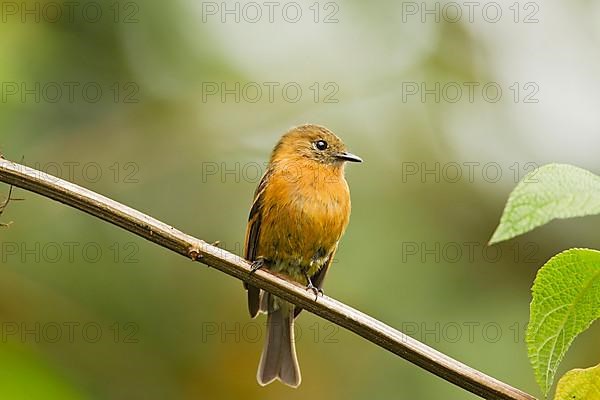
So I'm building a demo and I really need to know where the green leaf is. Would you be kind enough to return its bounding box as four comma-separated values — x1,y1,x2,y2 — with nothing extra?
554,364,600,400
490,164,600,244
527,248,600,396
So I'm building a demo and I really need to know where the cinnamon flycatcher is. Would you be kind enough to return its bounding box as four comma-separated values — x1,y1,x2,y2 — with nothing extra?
243,124,361,387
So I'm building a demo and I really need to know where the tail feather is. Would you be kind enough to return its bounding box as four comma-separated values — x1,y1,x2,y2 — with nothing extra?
257,294,301,388
259,290,269,313
247,285,261,318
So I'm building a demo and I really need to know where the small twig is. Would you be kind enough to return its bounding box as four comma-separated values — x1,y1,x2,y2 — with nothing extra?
0,183,24,227
0,158,536,400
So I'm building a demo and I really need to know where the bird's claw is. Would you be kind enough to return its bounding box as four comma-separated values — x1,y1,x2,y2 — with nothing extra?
305,282,323,301
250,257,265,274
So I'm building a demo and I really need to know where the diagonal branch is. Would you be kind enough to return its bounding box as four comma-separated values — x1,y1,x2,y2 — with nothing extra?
0,158,536,400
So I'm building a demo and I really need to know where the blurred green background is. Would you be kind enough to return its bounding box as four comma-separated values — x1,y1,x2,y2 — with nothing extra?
1,0,599,399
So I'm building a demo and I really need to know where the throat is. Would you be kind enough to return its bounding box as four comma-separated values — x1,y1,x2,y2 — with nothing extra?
295,160,345,188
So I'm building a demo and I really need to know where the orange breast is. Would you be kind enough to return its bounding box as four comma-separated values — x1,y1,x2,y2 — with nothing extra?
257,160,351,281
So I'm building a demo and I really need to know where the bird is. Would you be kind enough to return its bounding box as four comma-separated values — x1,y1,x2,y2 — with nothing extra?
243,123,362,387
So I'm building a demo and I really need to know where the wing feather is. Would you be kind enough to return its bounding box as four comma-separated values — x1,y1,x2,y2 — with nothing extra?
244,171,270,318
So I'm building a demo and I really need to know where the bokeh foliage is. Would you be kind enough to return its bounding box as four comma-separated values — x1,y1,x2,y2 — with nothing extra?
1,0,599,399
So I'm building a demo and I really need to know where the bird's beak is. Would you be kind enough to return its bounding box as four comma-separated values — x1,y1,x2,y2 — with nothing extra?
335,152,363,163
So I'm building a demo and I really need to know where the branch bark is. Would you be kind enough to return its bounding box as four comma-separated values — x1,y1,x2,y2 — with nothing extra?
0,158,536,400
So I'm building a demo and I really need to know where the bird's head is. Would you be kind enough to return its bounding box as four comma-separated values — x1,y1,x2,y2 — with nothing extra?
271,124,362,167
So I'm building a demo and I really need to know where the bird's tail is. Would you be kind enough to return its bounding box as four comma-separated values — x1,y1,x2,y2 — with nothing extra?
257,294,301,388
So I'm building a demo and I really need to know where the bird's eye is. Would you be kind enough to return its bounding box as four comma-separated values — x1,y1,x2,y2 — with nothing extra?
314,140,328,151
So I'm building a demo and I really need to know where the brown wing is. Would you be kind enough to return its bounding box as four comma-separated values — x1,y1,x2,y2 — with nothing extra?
293,244,338,319
244,171,269,318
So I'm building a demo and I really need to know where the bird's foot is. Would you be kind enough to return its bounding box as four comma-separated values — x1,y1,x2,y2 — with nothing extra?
250,257,266,274
305,277,324,301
